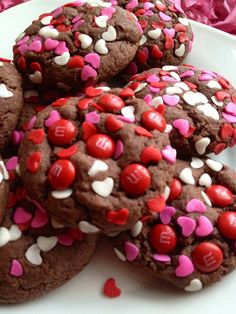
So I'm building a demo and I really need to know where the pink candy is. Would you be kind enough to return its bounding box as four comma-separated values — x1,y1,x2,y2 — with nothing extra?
10,259,23,277
113,140,124,160
45,110,61,128
161,145,177,164
186,199,207,213
160,206,176,224
173,119,190,136
81,65,97,81
85,111,100,124
84,53,101,69
14,206,32,224
163,95,180,106
177,216,196,237
124,242,139,261
175,255,194,277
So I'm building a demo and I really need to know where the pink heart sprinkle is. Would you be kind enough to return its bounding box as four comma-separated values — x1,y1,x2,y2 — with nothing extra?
30,208,49,228
199,74,213,81
144,10,154,16
161,145,177,164
223,112,236,123
11,131,23,145
57,233,74,246
143,94,152,106
175,255,194,277
177,216,196,237
45,110,61,128
174,3,184,13
195,216,213,237
72,14,82,23
14,206,32,224
159,12,172,21
52,6,62,17
173,119,190,136
143,2,154,10
160,206,176,224
225,102,236,117
28,40,42,52
186,199,206,213
126,0,138,10
25,116,37,131
6,156,19,170
124,242,139,261
84,53,101,69
202,70,217,78
163,28,175,38
18,44,28,54
55,41,69,55
81,65,97,81
85,111,100,124
113,140,124,160
101,7,116,19
44,38,59,51
10,259,23,277
72,19,85,31
153,254,171,263
149,86,160,93
180,70,195,78
142,47,149,58
162,76,177,83
163,95,180,106
147,74,159,83
17,35,29,46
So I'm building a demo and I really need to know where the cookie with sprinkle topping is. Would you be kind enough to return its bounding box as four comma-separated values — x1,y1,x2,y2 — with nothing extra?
18,89,177,235
111,156,236,291
13,0,142,91
125,65,236,156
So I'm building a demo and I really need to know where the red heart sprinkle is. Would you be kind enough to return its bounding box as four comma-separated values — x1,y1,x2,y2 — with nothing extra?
178,33,189,43
30,62,42,72
103,278,121,298
213,143,226,154
147,195,166,212
175,23,187,32
18,56,26,71
165,36,174,49
56,144,78,158
168,178,182,201
155,4,166,12
51,98,69,107
151,45,164,59
136,50,148,65
152,21,164,29
69,228,84,241
218,78,230,89
85,86,103,97
220,124,234,140
135,126,153,138
7,192,17,209
134,8,145,17
82,122,97,142
139,20,148,29
28,129,45,144
215,90,230,101
105,116,123,132
155,104,165,115
26,151,42,173
106,208,129,225
141,146,162,163
119,87,134,99
77,98,93,110
128,81,140,91
67,55,85,69
184,80,198,89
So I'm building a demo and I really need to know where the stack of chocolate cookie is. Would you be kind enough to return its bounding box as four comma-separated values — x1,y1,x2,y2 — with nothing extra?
0,0,236,303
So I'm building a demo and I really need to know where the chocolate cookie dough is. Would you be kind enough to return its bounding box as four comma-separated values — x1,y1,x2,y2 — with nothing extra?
13,0,142,91
0,157,97,304
18,89,177,235
111,157,236,291
0,58,23,150
125,65,236,156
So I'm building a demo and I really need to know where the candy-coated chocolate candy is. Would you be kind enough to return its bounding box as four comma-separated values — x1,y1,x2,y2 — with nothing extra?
48,159,76,190
48,119,77,146
148,224,177,254
86,134,115,159
120,164,151,196
192,242,223,273
206,185,233,207
141,110,166,132
168,178,182,201
217,212,236,239
97,94,125,113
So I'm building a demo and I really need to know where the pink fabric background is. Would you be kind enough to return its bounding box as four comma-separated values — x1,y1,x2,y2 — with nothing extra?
0,0,235,35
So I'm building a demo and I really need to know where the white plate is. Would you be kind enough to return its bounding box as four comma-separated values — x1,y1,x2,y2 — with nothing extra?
1,2,236,313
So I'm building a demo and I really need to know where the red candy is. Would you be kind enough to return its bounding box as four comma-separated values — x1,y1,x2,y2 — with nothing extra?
141,110,166,132
26,151,42,173
192,242,223,273
48,119,77,146
86,134,115,159
148,224,177,254
206,185,233,207
106,208,129,225
97,94,125,113
168,178,182,201
103,278,121,298
217,212,236,239
120,164,151,196
48,159,76,190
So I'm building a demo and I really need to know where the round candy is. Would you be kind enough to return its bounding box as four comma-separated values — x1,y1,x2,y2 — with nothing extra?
217,212,236,240
206,185,233,207
168,178,182,201
97,94,125,113
48,159,76,190
120,164,151,196
141,110,166,132
48,119,77,146
148,224,177,254
192,242,223,273
86,134,115,159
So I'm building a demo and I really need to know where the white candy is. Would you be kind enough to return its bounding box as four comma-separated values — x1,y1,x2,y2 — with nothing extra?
147,28,161,39
139,35,147,46
174,82,189,91
92,177,114,197
121,106,135,120
162,65,178,71
131,221,143,238
206,159,223,172
51,189,73,199
170,71,181,81
54,52,70,66
178,17,189,26
199,173,212,187
78,221,100,233
95,39,108,54
183,91,208,106
163,186,171,200
134,82,147,93
175,44,185,57
151,96,163,108
211,96,224,107
0,227,10,247
179,168,195,185
78,34,93,49
0,160,10,180
9,225,22,241
41,15,53,25
195,137,211,155
185,279,203,292
0,173,3,184
95,15,108,28
37,236,57,252
88,160,108,177
197,103,219,120
29,71,42,84
25,244,42,265
207,80,222,90
166,86,183,95
114,248,127,261
39,26,59,39
201,191,212,207
0,84,13,98
190,157,204,169
102,26,117,41
164,124,172,133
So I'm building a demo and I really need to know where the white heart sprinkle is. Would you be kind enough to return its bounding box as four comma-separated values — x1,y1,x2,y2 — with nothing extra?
25,244,42,265
179,168,195,185
134,82,147,93
0,160,9,180
190,157,204,169
121,106,135,120
199,173,212,187
166,86,183,95
147,28,161,39
88,160,108,177
162,65,178,71
78,221,100,233
95,15,108,28
37,236,57,252
92,177,114,197
0,227,10,247
51,188,73,199
197,103,219,120
78,34,93,49
175,44,185,57
207,80,222,90
206,159,223,172
151,96,163,108
9,225,22,241
170,71,180,81
164,124,172,133
201,191,212,207
29,71,42,84
185,279,203,292
195,137,211,155
174,82,189,91
96,86,110,92
178,17,189,26
131,221,143,238
102,26,117,41
114,248,127,261
0,172,3,184
54,52,70,66
163,186,170,200
95,39,108,54
41,15,52,25
211,96,224,107
0,84,13,98
39,26,59,39
183,91,208,106
139,35,147,46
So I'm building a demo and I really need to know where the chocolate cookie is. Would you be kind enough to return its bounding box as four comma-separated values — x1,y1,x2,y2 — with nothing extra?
116,0,193,76
111,157,236,291
13,1,142,91
0,58,23,150
125,65,236,156
18,89,177,235
0,157,97,304
0,157,9,223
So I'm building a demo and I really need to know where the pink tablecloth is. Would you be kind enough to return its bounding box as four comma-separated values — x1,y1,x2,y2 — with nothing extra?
0,0,236,35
